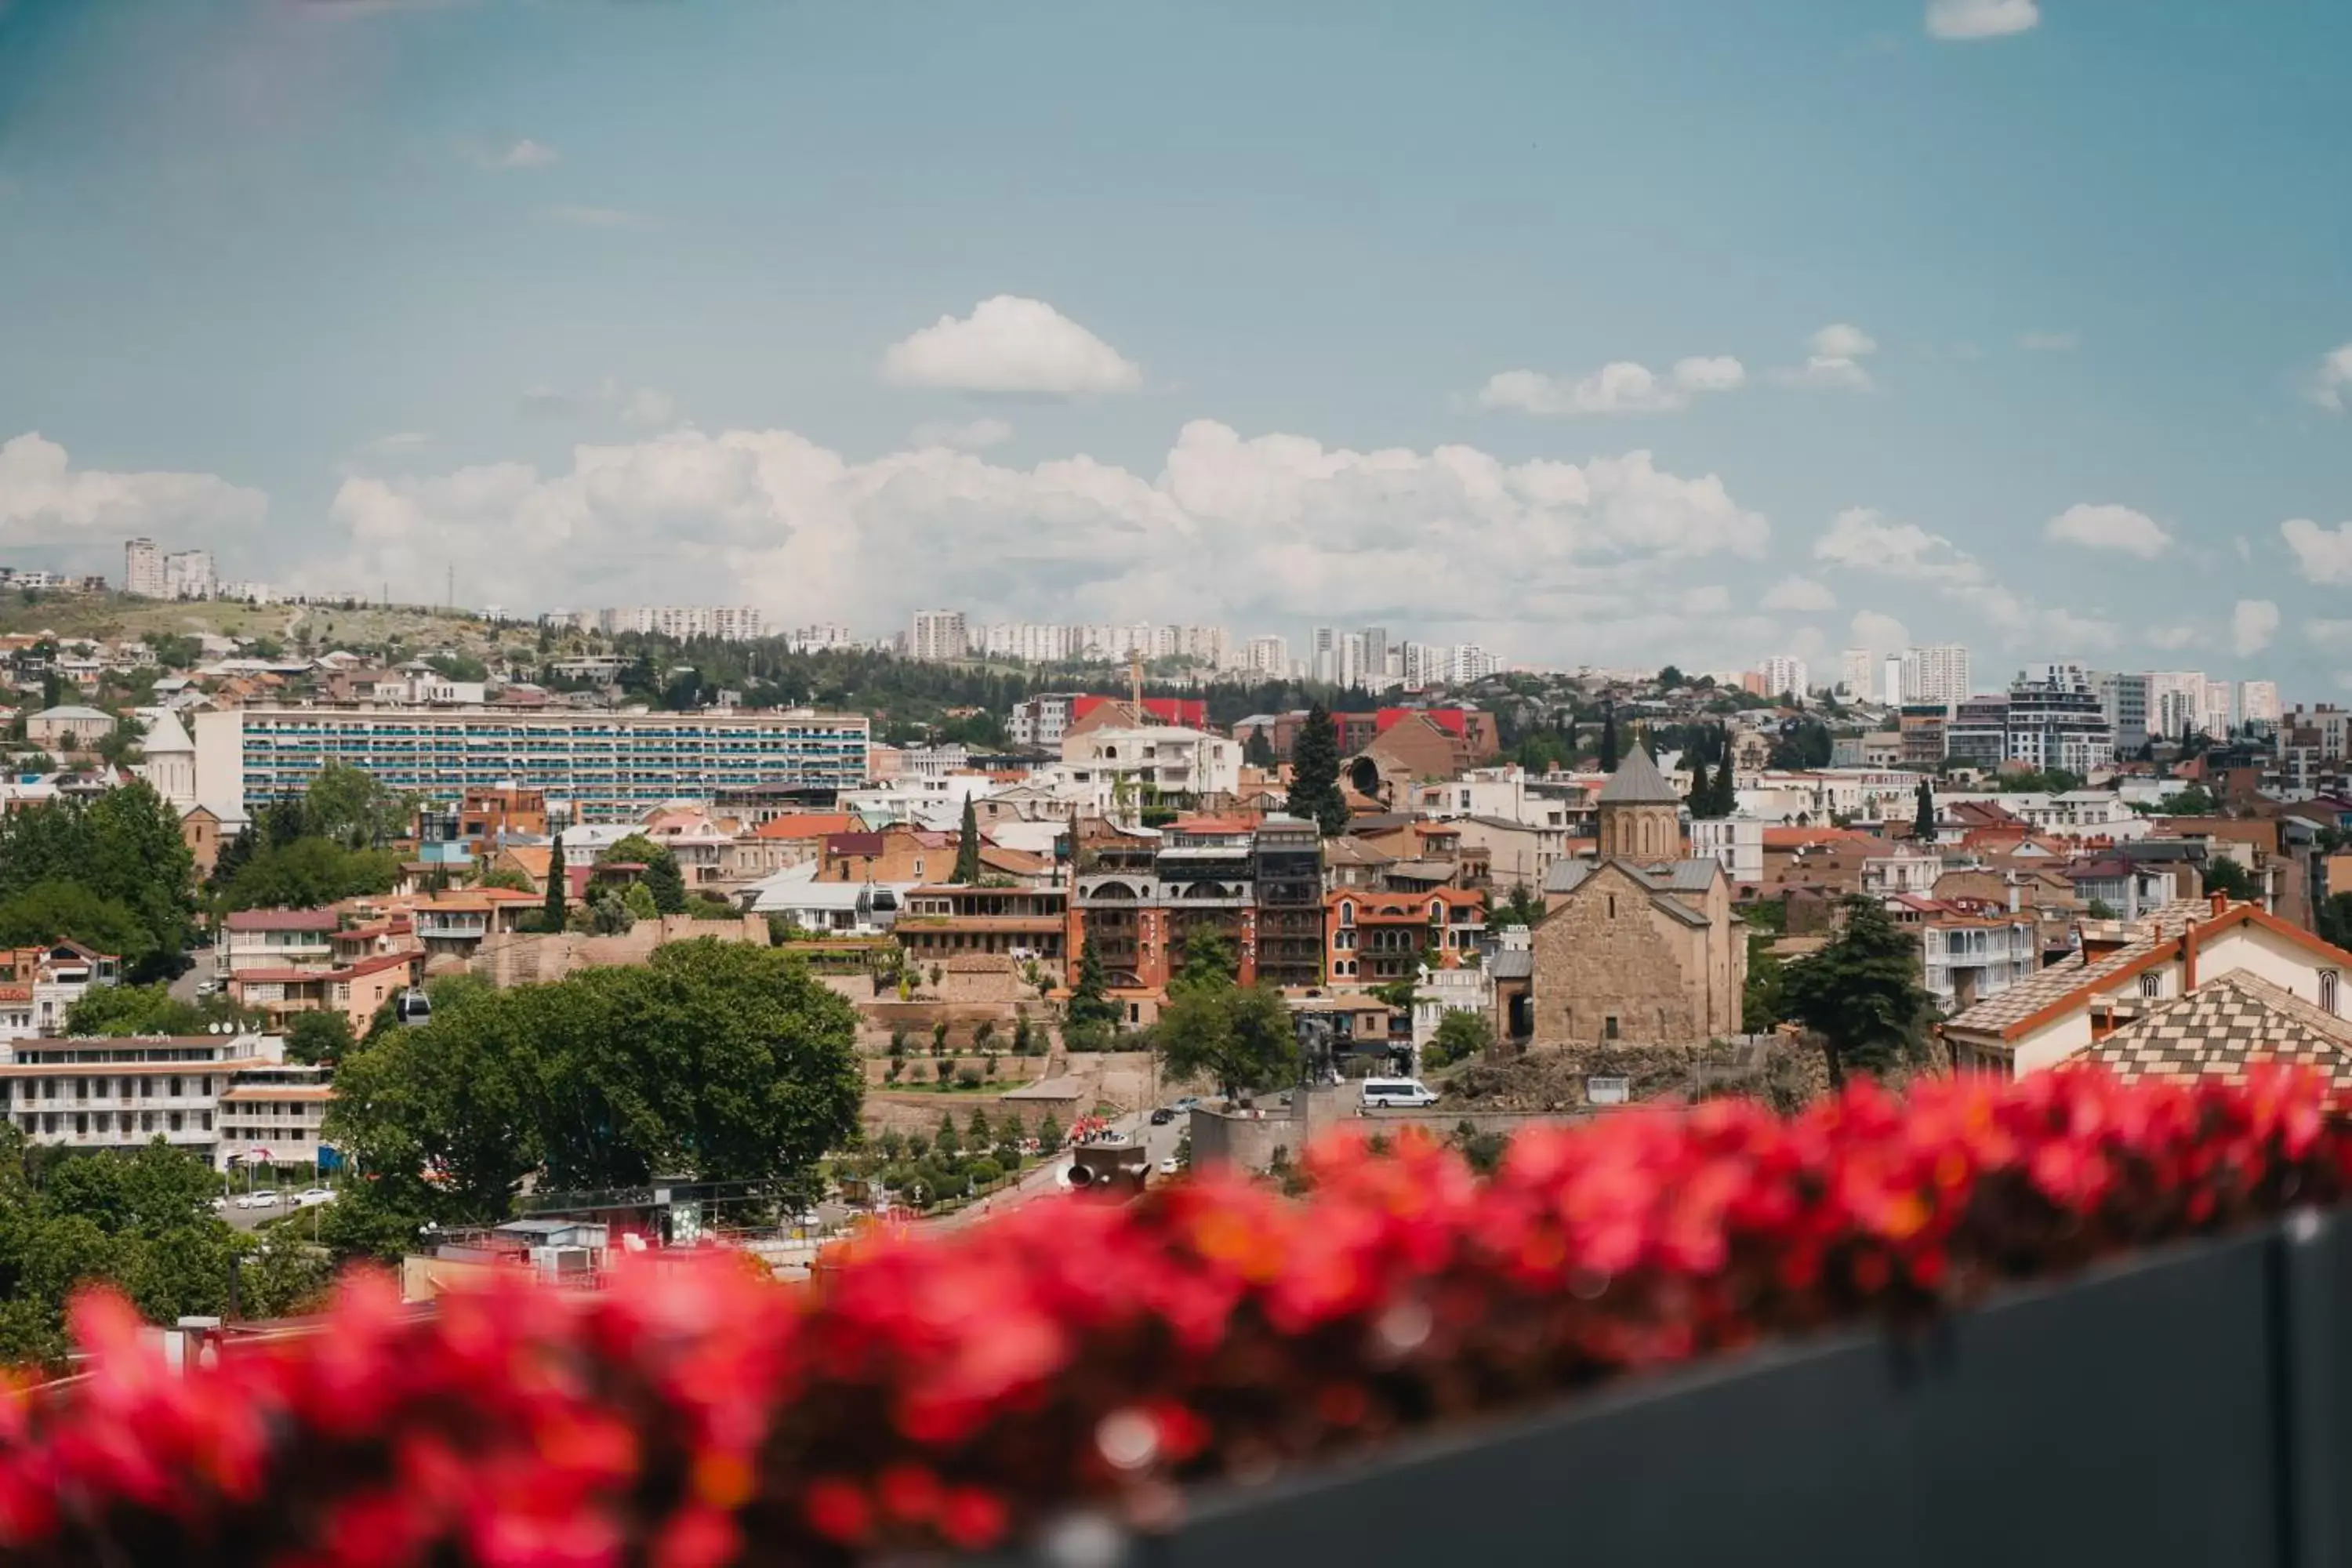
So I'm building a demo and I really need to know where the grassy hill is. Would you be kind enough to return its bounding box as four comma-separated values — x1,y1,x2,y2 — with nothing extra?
0,593,514,660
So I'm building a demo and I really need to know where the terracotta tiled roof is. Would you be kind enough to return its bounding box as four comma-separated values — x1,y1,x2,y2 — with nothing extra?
2074,971,2352,1094
753,812,859,841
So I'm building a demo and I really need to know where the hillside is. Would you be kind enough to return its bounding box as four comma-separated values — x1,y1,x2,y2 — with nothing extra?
0,593,510,661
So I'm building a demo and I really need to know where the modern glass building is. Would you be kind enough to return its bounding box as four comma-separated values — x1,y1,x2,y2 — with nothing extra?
194,706,868,822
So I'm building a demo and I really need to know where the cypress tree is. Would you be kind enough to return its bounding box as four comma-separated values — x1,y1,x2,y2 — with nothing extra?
1914,779,1936,841
1287,703,1347,836
543,829,567,931
1599,707,1620,772
952,794,982,883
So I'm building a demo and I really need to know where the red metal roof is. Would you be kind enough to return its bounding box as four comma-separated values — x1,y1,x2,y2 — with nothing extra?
223,909,339,932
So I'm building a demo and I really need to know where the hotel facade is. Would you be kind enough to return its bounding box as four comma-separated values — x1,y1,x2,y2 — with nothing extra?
194,706,869,822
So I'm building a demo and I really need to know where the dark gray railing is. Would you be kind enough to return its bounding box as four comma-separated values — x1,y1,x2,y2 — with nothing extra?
1004,1209,2352,1567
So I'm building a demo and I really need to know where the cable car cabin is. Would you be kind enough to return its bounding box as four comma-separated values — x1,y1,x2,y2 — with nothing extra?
394,988,432,1026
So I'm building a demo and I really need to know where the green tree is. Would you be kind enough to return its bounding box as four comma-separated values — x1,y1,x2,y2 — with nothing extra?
1174,927,1239,991
543,832,568,931
935,1110,962,1156
301,762,412,850
1425,1008,1493,1069
220,837,401,910
2202,855,2258,902
1780,895,1931,1085
1486,884,1542,929
477,865,535,892
0,882,156,970
62,983,203,1037
1599,707,1619,771
284,1008,358,1065
1914,779,1936,841
622,881,660,921
1243,729,1276,769
1067,937,1119,1039
1151,980,1300,1101
1286,702,1347,836
643,848,687,916
1741,941,1787,1033
952,795,982,884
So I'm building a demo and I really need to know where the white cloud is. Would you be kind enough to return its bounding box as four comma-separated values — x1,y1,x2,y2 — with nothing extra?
2234,534,2253,563
303,422,1769,659
465,138,557,171
364,432,430,452
2018,330,2079,352
2146,625,2204,652
2044,503,2172,559
2281,517,2352,583
880,296,1141,397
1676,584,1734,615
1478,356,1745,416
1760,575,1837,612
909,418,1015,452
534,205,655,230
2231,598,2281,657
1926,0,2040,40
2041,608,2120,652
1772,324,1878,391
2308,619,2352,649
2308,344,2352,412
1813,506,1984,583
0,432,267,546
1849,610,1911,653
618,387,677,429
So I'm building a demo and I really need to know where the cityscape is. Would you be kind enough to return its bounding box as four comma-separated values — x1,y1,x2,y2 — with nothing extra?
11,0,2352,1561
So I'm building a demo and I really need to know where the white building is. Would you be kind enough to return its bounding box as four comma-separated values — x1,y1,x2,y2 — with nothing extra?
2240,681,2281,728
1760,656,1809,699
1899,644,1972,707
1838,649,1875,699
163,550,215,601
1243,634,1289,676
2149,671,2208,739
124,538,164,598
1882,655,1904,707
1010,692,1080,747
1688,815,1765,885
2201,677,2235,737
0,1029,331,1172
978,622,1073,663
908,609,970,662
1058,725,1240,812
132,708,198,810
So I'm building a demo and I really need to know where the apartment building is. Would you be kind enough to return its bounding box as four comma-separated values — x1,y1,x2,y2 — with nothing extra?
1068,815,1327,999
0,942,123,1037
163,550,215,601
2098,672,2152,755
1838,649,1875,700
123,537,165,598
1903,906,2040,1012
192,706,868,822
228,949,423,1033
895,884,1070,975
216,1062,335,1173
2241,681,2282,728
1326,888,1486,983
573,605,764,641
1759,656,1809,699
1899,644,1972,707
2006,667,2115,773
1059,726,1240,808
907,609,970,662
217,909,339,981
0,1031,324,1171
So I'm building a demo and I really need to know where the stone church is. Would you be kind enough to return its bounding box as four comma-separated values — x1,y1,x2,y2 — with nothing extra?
1523,746,1746,1044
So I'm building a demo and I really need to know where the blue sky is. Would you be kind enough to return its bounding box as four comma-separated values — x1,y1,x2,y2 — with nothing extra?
4,0,2352,691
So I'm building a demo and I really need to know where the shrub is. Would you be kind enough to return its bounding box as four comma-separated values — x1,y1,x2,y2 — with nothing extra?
966,1157,1004,1186
956,1068,982,1090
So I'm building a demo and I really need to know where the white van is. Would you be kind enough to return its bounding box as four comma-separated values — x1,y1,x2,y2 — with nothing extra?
1360,1077,1439,1109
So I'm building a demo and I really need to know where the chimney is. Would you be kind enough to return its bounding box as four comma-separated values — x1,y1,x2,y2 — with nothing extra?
2183,921,2199,993
2210,889,2227,916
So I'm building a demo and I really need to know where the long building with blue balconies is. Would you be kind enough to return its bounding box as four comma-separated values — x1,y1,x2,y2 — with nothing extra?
192,704,868,822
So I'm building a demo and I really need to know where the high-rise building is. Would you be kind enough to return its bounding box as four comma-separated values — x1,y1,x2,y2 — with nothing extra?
1898,644,1971,708
1360,627,1389,683
908,609,970,662
1882,655,1904,707
2239,681,2281,728
1759,656,1808,699
124,539,164,599
2096,671,2151,755
2005,665,2114,773
1310,626,1339,684
1838,648,1875,699
1338,632,1368,690
162,550,214,601
2200,677,2235,737
2148,671,2207,740
1243,634,1289,676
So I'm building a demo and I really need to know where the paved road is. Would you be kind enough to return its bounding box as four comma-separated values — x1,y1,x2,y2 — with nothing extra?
941,1096,1191,1227
169,946,216,1007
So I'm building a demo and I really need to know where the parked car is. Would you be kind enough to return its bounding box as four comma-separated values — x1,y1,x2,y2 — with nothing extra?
1158,1156,1179,1175
237,1189,281,1210
295,1188,336,1208
1359,1077,1441,1109
1149,1107,1176,1126
1171,1097,1200,1112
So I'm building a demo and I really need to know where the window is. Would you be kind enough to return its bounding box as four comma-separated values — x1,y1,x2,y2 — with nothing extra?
1607,895,1617,920
2140,972,2161,1000
1603,1014,1621,1040
2326,971,2341,1017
